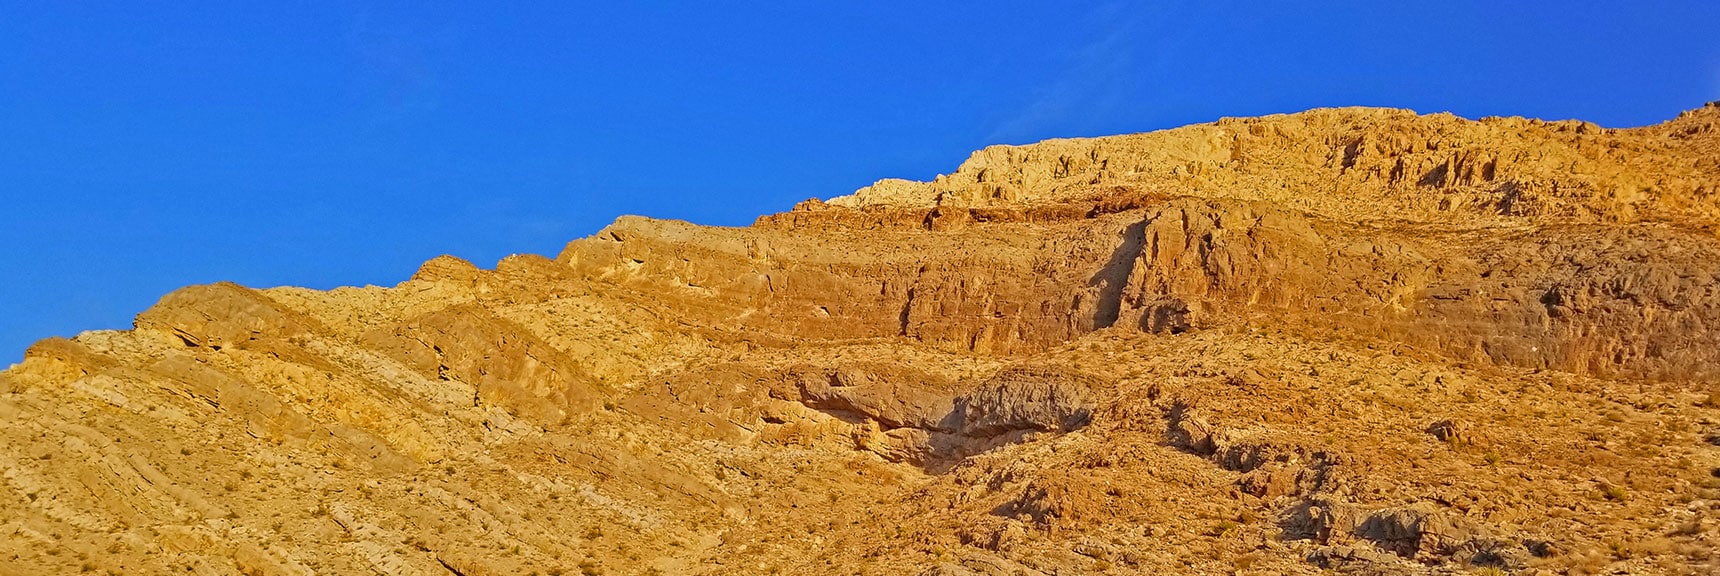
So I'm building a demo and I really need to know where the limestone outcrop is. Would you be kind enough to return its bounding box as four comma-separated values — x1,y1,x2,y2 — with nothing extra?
3,105,1720,574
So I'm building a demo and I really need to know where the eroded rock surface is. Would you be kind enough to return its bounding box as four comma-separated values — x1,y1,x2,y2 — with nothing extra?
4,105,1720,574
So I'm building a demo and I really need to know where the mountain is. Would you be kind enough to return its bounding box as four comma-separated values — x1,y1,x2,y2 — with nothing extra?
4,104,1720,575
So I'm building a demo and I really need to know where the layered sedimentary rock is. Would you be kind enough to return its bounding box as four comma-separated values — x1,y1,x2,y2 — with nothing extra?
3,104,1720,575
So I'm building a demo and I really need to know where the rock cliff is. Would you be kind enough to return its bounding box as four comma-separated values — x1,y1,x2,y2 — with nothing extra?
3,105,1720,575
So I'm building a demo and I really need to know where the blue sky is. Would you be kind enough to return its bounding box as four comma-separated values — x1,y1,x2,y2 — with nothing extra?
2,2,1718,361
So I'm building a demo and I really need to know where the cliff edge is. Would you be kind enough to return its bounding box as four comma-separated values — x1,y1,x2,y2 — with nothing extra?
3,105,1719,575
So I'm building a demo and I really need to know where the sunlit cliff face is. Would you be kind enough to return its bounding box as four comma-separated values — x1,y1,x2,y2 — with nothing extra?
3,105,1719,575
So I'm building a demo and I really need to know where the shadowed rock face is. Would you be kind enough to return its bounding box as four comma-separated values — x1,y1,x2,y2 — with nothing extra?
4,105,1720,575
956,366,1096,438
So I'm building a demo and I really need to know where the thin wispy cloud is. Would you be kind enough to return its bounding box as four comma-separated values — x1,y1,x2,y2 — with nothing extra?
985,3,1143,145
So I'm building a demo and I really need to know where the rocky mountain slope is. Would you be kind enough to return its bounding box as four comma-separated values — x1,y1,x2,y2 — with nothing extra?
4,104,1720,575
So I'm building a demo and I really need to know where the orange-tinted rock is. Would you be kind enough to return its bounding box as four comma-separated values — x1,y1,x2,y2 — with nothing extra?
4,105,1720,574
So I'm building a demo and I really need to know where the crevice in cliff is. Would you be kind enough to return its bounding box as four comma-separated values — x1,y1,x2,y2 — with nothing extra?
1090,219,1148,329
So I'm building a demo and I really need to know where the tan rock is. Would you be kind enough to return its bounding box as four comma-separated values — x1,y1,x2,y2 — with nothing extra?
4,105,1720,574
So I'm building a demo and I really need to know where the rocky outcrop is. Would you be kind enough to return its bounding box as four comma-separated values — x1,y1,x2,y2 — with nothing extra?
956,366,1096,437
5,105,1720,574
569,192,1720,383
135,282,324,355
360,304,604,422
783,364,959,432
827,105,1720,228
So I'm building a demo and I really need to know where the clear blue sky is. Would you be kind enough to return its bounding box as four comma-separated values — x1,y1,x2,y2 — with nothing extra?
3,2,1718,362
